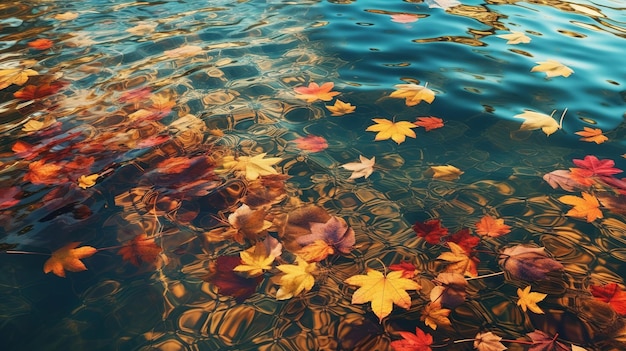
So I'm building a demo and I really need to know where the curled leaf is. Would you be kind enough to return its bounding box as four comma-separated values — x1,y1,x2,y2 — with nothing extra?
499,245,563,281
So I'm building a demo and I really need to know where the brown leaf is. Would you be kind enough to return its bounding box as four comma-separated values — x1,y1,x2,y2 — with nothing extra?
118,234,162,266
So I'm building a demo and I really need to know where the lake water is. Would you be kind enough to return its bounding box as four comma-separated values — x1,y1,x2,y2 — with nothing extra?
1,0,625,350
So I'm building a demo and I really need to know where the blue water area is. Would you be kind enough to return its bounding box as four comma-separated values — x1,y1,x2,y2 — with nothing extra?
1,0,625,350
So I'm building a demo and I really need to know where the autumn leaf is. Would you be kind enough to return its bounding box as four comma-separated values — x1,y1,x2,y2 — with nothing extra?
296,240,335,262
413,219,449,244
28,38,53,50
437,242,477,277
341,155,375,179
531,59,574,78
220,153,282,180
514,110,561,136
474,332,507,351
44,242,97,277
233,242,277,278
205,255,262,303
389,261,419,279
0,67,38,90
54,12,79,20
293,82,340,102
475,215,511,237
572,155,623,177
118,234,162,266
499,245,564,281
517,286,547,314
23,159,66,185
0,186,21,210
558,191,603,222
390,14,420,23
22,117,58,133
425,165,463,180
14,81,66,100
590,283,626,315
326,99,356,116
275,256,316,300
414,117,444,131
431,272,467,308
390,327,433,351
497,31,531,44
420,301,451,330
346,268,421,322
526,330,569,351
446,228,479,254
226,204,273,243
164,45,203,58
242,174,289,208
78,174,99,189
293,135,328,153
543,170,583,192
575,127,608,144
389,83,435,106
296,216,355,254
367,118,417,144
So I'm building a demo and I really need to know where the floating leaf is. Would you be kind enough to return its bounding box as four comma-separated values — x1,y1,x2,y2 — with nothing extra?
590,283,626,316
499,245,563,281
514,110,561,136
474,332,507,351
431,272,467,308
44,242,97,277
446,228,479,254
517,286,547,314
78,174,99,189
293,135,328,153
526,330,569,351
390,327,433,351
242,174,289,208
531,59,574,78
543,170,583,192
0,67,38,90
413,219,448,244
296,240,334,262
475,215,511,237
425,0,460,9
22,117,58,133
341,155,376,179
389,83,435,106
293,82,340,102
28,38,53,50
345,268,421,322
118,234,162,266
389,261,419,279
205,255,262,303
572,155,622,177
438,242,477,277
53,12,79,20
227,204,273,243
14,81,66,100
426,165,463,180
233,242,277,278
558,191,603,222
390,14,419,23
220,153,283,180
366,118,417,144
23,159,66,185
497,31,531,44
420,301,451,330
296,216,355,254
414,117,444,131
575,127,608,144
326,99,356,116
275,256,316,300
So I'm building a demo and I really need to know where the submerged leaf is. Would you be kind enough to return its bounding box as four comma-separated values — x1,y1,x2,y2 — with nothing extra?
499,245,564,281
118,234,162,266
475,215,511,237
590,283,626,316
426,165,463,180
390,14,420,24
293,135,328,153
389,261,419,279
205,255,262,303
437,242,477,277
220,153,282,180
296,216,355,254
413,219,449,245
44,242,97,277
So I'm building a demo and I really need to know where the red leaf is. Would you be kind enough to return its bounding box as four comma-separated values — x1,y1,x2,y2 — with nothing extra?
118,234,162,266
445,228,479,254
389,261,418,278
572,155,623,177
590,283,626,315
0,186,21,209
413,219,448,244
28,38,54,50
414,117,444,131
526,330,569,351
12,140,37,160
293,135,328,153
14,81,66,100
390,327,433,351
205,255,263,303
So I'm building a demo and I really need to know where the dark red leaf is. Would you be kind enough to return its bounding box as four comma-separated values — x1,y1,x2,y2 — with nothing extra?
413,219,448,244
118,234,162,266
14,81,66,100
526,330,569,351
590,283,626,315
389,261,418,279
445,228,479,254
205,255,262,303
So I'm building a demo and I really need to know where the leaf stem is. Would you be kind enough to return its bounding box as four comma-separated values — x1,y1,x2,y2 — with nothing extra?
3,250,50,256
465,271,505,280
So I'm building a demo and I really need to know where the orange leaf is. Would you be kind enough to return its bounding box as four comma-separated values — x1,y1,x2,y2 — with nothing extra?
155,156,193,174
23,159,66,185
118,234,162,266
558,192,603,222
414,117,444,131
294,82,340,102
44,242,97,277
475,215,511,237
296,240,335,262
14,81,66,100
575,127,608,144
28,38,53,50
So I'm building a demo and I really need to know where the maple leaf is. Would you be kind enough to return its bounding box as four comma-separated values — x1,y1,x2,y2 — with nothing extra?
543,170,584,192
517,286,547,314
420,301,451,330
164,45,203,58
445,228,479,254
390,327,433,351
531,59,574,78
558,192,603,222
475,215,511,237
296,240,335,262
590,283,626,315
28,38,53,50
341,155,376,179
414,117,444,131
572,155,622,177
575,127,607,144
242,174,289,208
275,256,316,300
390,14,420,23
220,153,282,180
389,83,435,106
514,110,561,136
0,67,38,90
78,174,99,189
499,245,563,281
526,330,569,351
118,234,162,266
413,219,449,244
437,242,477,277
23,159,66,185
54,12,79,20
474,332,507,351
205,255,262,303
326,99,356,116
226,204,273,243
22,117,58,133
14,81,66,100
389,261,419,279
366,118,417,144
233,242,277,278
296,216,355,254
293,135,328,153
43,242,97,277
431,272,467,308
346,268,421,322
497,31,531,44
293,82,340,102
426,165,463,180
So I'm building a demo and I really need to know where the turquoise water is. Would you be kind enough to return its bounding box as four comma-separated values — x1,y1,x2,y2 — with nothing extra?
1,0,625,350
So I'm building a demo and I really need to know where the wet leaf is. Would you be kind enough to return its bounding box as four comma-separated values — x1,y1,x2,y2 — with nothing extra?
296,216,355,254
499,245,564,281
14,81,66,100
233,242,277,278
497,31,531,44
389,261,419,279
220,153,282,180
420,301,451,330
326,99,356,116
514,110,561,136
293,82,340,102
426,165,463,180
572,155,622,177
390,327,433,351
590,282,626,315
558,191,603,222
531,60,574,78
575,127,607,144
414,117,444,131
53,12,79,21
431,272,467,308
438,242,477,277
28,38,53,50
526,330,569,351
296,239,334,262
242,174,289,208
23,159,66,185
341,155,375,179
543,170,583,192
118,234,162,266
346,268,421,322
44,242,97,277
78,174,99,189
0,186,21,209
389,83,435,106
413,219,448,244
0,67,38,90
475,215,511,237
390,14,420,23
227,204,273,242
474,332,507,351
367,118,417,144
517,286,547,314
205,255,262,303
275,256,316,300
293,135,328,153
446,228,479,254
22,117,58,133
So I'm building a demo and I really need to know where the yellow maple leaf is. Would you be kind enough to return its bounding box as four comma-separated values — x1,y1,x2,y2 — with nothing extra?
421,301,451,330
0,67,38,90
514,109,562,136
558,192,603,222
437,242,477,277
43,242,97,277
325,99,356,116
426,165,463,180
345,268,421,322
575,127,608,144
517,285,547,314
531,59,574,78
366,118,417,144
22,117,57,133
389,83,435,106
497,31,531,44
78,174,99,189
275,256,316,300
233,242,276,278
220,153,283,180
293,82,340,102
